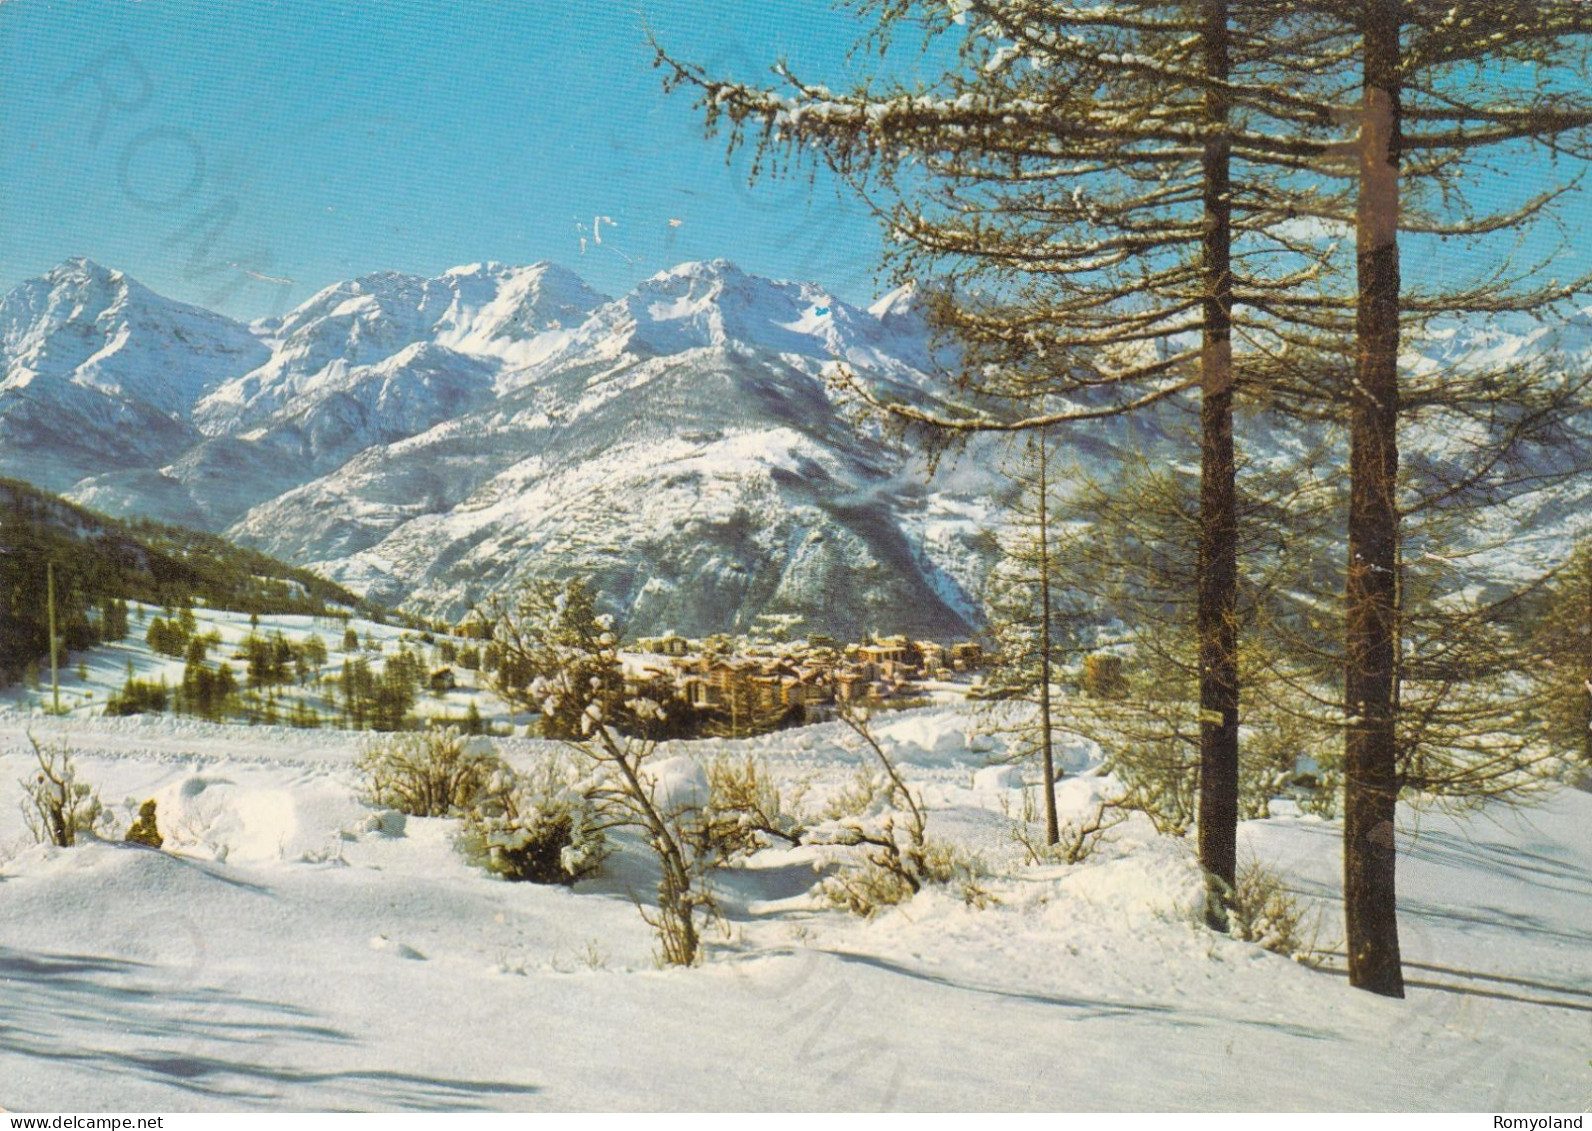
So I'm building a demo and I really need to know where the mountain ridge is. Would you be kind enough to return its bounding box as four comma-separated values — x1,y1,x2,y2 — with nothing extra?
0,256,984,638
6,253,1588,639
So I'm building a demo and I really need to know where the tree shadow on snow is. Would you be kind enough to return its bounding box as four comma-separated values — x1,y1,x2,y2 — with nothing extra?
0,946,540,1110
1396,898,1592,949
1396,827,1592,901
805,947,1338,1041
1309,961,1592,1014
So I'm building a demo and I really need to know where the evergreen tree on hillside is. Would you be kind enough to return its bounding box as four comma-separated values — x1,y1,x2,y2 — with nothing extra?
179,657,237,722
296,634,328,686
0,543,95,687
98,598,128,642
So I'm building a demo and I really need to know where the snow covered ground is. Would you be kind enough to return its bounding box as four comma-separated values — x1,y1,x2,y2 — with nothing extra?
0,701,1586,1112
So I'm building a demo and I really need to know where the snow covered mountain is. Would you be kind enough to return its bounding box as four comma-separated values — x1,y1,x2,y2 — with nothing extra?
192,261,604,437
0,258,268,492
9,252,1587,639
62,263,607,531
0,257,988,636
222,259,987,636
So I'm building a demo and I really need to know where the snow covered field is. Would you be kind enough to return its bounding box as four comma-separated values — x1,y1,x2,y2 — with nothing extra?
0,702,1586,1113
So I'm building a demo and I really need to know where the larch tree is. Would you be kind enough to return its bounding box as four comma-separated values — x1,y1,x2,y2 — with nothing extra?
1525,544,1592,776
656,0,1345,922
659,3,1592,995
982,428,1078,844
1245,0,1592,997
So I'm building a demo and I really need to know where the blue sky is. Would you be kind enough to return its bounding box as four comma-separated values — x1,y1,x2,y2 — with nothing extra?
2,1,1589,324
0,0,895,320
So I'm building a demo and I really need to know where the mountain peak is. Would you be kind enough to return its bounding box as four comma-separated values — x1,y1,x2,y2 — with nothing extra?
39,256,138,298
443,261,509,278
51,255,116,278
0,260,270,454
869,282,920,321
651,258,746,282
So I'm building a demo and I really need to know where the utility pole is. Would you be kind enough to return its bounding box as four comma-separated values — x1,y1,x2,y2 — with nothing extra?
47,560,60,715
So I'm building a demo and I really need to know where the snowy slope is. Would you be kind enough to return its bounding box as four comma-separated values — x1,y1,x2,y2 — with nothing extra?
0,701,1585,1112
0,599,512,732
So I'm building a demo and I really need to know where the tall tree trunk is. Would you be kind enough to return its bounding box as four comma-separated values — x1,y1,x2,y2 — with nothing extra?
1197,0,1240,927
1036,431,1060,845
1345,0,1405,999
1583,560,1592,769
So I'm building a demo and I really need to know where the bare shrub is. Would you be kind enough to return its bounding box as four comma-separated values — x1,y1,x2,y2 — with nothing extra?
20,733,107,847
1011,795,1126,866
1227,859,1319,961
820,833,991,915
812,705,990,915
1106,735,1198,837
819,761,886,822
698,753,804,861
552,686,714,964
820,856,916,915
1298,765,1343,819
358,727,499,817
869,694,935,713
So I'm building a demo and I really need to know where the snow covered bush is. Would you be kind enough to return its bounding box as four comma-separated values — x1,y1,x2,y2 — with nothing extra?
1105,735,1198,837
458,754,608,885
820,853,917,915
482,577,721,964
820,836,988,917
358,726,500,818
1237,710,1337,820
125,799,163,848
482,577,627,740
20,733,108,847
1296,763,1343,819
479,577,831,961
584,744,722,966
1011,796,1125,866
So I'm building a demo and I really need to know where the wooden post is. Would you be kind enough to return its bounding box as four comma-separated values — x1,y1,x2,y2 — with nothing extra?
47,560,60,715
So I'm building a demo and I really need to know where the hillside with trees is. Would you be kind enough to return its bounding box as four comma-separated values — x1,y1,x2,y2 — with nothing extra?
0,477,363,686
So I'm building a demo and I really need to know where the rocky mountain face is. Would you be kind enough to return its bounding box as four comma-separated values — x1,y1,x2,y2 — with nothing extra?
2,257,992,637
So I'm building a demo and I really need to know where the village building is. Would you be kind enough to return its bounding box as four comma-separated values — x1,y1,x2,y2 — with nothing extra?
637,633,693,657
